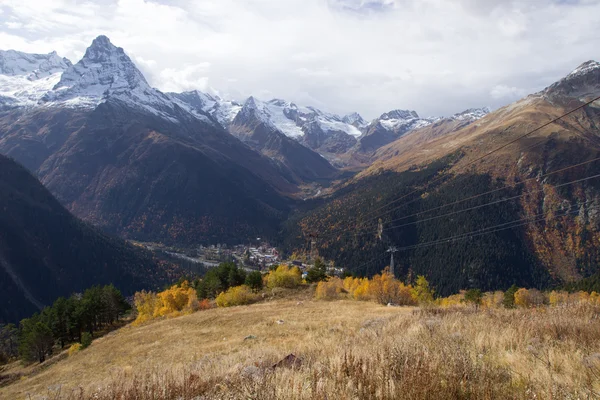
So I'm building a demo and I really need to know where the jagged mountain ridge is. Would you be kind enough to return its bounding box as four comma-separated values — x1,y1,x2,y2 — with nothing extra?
0,50,72,109
229,97,339,182
356,107,490,154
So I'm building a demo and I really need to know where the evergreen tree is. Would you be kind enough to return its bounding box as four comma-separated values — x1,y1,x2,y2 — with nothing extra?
464,289,483,309
503,285,519,309
306,258,328,283
19,319,54,363
245,271,264,292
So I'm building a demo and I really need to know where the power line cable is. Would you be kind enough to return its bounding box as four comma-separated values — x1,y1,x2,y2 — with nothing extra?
320,156,600,240
395,203,585,253
354,172,600,237
359,95,600,222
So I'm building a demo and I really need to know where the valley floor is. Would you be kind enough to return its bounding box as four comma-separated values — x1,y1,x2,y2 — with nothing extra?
2,289,600,399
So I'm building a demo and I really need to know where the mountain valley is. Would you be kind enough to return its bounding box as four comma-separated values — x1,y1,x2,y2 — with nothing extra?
1,35,600,315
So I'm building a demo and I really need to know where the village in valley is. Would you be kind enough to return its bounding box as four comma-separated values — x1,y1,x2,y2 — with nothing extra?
132,239,345,279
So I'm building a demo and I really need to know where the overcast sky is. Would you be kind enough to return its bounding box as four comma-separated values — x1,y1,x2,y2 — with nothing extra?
1,0,599,119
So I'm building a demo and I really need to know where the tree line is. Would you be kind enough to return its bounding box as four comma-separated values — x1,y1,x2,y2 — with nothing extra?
1,285,129,364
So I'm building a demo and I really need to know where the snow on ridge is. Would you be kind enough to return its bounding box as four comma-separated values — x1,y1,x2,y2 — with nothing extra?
0,50,72,78
342,112,368,127
171,90,242,126
239,96,364,139
0,50,72,108
450,107,490,121
567,60,600,79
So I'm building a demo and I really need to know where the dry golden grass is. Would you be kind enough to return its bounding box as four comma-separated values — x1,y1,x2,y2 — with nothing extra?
2,288,600,399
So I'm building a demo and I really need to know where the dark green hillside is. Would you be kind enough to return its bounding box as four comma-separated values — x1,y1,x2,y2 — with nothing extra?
0,155,171,323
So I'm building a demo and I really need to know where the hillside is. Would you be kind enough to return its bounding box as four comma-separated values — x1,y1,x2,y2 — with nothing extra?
284,62,600,294
0,155,172,323
2,293,599,399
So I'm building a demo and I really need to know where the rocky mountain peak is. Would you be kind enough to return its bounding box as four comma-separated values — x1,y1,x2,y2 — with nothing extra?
380,109,419,121
567,60,600,79
342,112,368,127
43,35,150,106
451,107,491,121
545,59,600,100
0,50,72,78
0,50,72,108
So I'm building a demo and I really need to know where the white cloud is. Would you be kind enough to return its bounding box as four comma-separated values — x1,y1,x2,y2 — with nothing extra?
1,0,599,118
490,84,527,100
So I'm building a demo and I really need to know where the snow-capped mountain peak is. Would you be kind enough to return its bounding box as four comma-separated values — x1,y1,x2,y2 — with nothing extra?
380,109,420,121
170,89,242,126
0,50,72,78
235,96,363,141
567,60,600,79
342,112,368,127
43,35,150,107
451,107,491,121
0,50,72,109
545,59,600,100
376,109,424,131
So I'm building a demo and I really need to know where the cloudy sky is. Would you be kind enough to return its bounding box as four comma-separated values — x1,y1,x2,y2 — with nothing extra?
1,0,599,119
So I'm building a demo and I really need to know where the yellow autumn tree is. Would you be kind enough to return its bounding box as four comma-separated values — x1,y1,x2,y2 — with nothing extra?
367,268,416,306
133,290,159,325
215,285,257,307
514,288,545,308
153,281,198,318
266,265,302,289
315,277,346,300
411,275,434,304
133,281,198,325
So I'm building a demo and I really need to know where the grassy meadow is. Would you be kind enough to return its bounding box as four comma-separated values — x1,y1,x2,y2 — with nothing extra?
2,286,600,399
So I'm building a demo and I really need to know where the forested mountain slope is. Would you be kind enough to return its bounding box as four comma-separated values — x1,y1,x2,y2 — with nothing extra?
0,155,170,323
285,61,600,295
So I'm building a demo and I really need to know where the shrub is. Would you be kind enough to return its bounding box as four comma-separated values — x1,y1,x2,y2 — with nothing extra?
215,285,257,307
198,299,213,310
266,265,302,289
315,277,346,300
81,332,92,349
68,343,81,356
482,291,504,309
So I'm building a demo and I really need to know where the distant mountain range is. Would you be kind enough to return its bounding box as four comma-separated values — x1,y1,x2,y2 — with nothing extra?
1,35,599,301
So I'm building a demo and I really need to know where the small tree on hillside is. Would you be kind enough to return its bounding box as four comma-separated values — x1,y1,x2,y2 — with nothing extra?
412,275,434,304
503,285,518,309
306,258,328,283
245,271,264,292
463,289,483,309
19,320,54,363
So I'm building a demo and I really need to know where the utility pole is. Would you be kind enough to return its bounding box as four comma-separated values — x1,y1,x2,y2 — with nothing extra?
387,246,398,278
309,233,318,263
